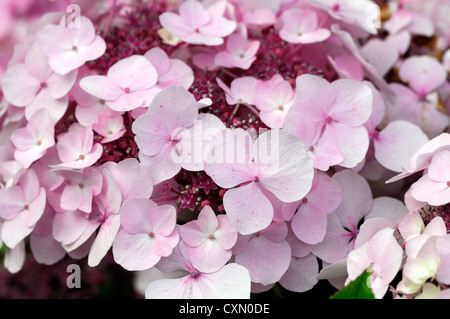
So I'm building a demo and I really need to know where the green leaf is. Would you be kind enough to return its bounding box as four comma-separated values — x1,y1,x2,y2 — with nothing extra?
330,267,375,299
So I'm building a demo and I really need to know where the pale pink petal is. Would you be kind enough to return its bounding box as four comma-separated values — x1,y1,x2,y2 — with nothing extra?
331,170,373,225
374,120,429,173
4,241,25,274
107,55,157,91
29,232,66,265
79,75,123,101
200,16,237,38
147,86,198,131
133,112,171,156
279,254,319,293
326,123,369,168
234,233,291,285
257,129,314,203
102,158,153,200
410,174,450,206
177,113,226,172
45,69,78,99
157,59,194,90
428,150,450,182
113,231,161,270
25,90,68,124
185,239,232,273
159,12,193,37
1,63,40,106
329,79,373,127
360,38,398,77
145,263,251,299
327,54,364,81
399,56,447,98
105,91,145,111
120,198,156,234
204,129,254,188
52,210,90,245
88,213,121,267
179,0,210,29
139,142,182,185
150,205,177,236
365,197,408,226
223,182,273,235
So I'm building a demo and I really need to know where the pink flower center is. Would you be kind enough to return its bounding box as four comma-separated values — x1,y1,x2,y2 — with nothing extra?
72,45,78,52
278,105,284,111
23,204,29,210
253,176,259,183
239,53,245,59
124,87,131,93
371,130,380,139
332,3,340,11
99,99,106,105
208,234,215,240
302,197,308,204
36,140,42,146
447,181,450,187
78,154,85,160
324,116,332,124
308,145,315,152
79,183,85,189
190,269,200,278
254,231,261,237
148,231,155,238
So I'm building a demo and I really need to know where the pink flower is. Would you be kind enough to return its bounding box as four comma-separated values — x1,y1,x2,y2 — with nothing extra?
92,113,126,144
113,198,179,271
36,16,106,75
56,168,122,267
143,47,194,92
132,86,199,184
29,203,66,265
312,0,380,34
179,205,237,273
312,170,407,263
99,158,153,201
10,108,55,169
363,82,430,173
0,169,46,249
56,166,103,214
283,74,373,169
388,56,448,138
205,128,314,235
279,8,330,44
279,253,319,293
371,120,429,173
233,221,291,286
214,32,260,70
384,1,434,37
159,0,237,46
290,171,342,245
72,66,118,127
1,42,77,124
216,76,257,106
410,150,450,206
79,55,158,112
55,123,102,169
145,241,251,299
346,227,403,299
253,74,295,129
387,133,450,183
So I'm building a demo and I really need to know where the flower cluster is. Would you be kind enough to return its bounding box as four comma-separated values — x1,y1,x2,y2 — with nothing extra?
0,0,450,299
